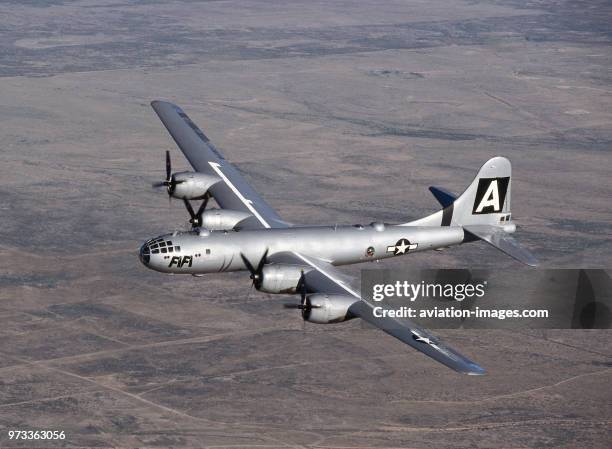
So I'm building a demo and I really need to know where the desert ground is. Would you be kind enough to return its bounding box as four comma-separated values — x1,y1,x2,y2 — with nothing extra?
0,0,610,448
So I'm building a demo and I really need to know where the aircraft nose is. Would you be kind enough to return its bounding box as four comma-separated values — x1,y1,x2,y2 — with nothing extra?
139,242,150,266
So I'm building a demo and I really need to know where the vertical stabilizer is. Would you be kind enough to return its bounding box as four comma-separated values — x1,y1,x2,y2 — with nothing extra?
402,157,538,266
403,157,513,230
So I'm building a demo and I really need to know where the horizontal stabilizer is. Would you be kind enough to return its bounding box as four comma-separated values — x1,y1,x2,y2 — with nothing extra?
429,186,457,208
464,225,539,267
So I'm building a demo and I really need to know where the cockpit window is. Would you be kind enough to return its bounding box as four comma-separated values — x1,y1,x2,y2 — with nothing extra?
144,238,181,256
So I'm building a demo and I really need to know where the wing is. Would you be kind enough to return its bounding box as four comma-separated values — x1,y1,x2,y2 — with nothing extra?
151,100,289,230
270,251,485,375
348,301,485,375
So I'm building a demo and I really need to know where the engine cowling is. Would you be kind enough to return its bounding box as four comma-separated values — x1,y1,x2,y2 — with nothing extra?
258,264,306,294
304,294,358,324
170,172,220,200
200,209,253,230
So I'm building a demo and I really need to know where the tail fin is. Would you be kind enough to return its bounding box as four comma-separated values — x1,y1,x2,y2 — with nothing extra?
429,186,457,208
402,157,538,266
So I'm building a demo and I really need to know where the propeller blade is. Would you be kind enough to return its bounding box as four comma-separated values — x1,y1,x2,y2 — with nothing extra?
195,195,210,222
165,150,171,181
282,301,320,310
152,181,167,188
168,174,175,196
240,253,256,275
302,296,310,321
183,199,196,220
296,270,306,302
256,248,269,274
283,303,307,309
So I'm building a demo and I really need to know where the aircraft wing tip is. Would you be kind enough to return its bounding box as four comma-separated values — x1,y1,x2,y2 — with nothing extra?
465,364,486,375
150,100,179,111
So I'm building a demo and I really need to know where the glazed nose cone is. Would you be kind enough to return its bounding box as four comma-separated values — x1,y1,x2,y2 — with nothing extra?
139,242,150,266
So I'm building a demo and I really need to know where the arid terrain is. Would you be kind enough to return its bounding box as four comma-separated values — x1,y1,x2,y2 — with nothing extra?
0,0,610,448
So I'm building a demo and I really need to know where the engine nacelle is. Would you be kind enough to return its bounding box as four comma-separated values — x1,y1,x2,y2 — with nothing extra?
170,172,220,200
305,294,358,324
200,209,252,230
258,264,306,294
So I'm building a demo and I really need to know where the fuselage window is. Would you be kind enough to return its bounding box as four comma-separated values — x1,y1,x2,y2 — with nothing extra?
161,248,167,253
206,248,211,255
175,246,180,252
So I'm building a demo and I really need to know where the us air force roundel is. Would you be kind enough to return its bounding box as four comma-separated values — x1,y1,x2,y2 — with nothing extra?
472,176,510,214
387,238,418,255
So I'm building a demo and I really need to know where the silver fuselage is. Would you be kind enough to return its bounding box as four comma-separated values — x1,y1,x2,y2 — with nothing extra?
139,223,466,274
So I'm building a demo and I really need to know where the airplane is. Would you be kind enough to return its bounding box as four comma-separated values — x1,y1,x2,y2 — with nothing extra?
139,100,539,375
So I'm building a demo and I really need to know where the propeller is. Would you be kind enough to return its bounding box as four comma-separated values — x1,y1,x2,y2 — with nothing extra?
240,249,269,290
283,270,319,321
183,195,210,228
152,151,184,197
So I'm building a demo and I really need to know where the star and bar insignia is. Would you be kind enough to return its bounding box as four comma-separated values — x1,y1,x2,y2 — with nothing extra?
387,238,418,255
